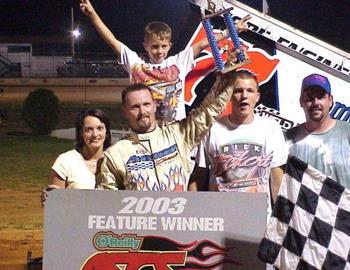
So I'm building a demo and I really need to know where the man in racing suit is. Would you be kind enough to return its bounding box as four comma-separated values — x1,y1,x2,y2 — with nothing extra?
99,76,234,191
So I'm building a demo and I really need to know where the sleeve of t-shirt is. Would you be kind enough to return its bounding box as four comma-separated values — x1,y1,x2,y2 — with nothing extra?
195,136,210,169
196,135,221,186
51,153,69,181
118,44,142,75
270,120,289,168
175,46,196,75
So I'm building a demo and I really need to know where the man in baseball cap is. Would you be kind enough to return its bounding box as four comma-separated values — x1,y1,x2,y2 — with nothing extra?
299,73,333,129
285,73,350,187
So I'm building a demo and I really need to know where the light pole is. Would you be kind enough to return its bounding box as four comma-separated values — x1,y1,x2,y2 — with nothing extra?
71,8,81,59
71,7,75,61
72,29,82,55
71,7,81,76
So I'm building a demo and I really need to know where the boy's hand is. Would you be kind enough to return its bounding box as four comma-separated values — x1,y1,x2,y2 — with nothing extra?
235,14,251,33
80,0,96,17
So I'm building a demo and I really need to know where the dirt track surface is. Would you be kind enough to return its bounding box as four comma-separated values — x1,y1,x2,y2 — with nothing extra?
0,190,43,269
0,230,43,270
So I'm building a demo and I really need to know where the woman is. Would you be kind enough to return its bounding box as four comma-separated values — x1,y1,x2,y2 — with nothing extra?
41,108,111,203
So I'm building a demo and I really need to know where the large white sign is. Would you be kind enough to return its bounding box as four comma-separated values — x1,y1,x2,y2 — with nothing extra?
187,0,350,127
44,190,266,269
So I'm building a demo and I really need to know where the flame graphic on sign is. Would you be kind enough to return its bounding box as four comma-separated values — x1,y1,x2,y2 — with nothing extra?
142,235,242,269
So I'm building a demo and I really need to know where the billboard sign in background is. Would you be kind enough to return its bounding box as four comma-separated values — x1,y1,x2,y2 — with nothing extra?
187,0,350,129
44,190,266,269
231,0,350,126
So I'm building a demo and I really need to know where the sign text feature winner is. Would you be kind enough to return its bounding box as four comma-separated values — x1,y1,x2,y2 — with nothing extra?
88,196,224,232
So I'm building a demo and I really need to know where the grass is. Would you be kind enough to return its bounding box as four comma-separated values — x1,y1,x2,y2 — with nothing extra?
0,102,128,133
0,135,73,230
0,135,74,190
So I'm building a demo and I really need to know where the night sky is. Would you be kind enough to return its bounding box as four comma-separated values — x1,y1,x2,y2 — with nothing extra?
1,0,350,54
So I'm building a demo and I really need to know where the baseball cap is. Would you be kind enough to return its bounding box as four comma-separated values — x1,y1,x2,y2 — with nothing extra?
301,73,331,94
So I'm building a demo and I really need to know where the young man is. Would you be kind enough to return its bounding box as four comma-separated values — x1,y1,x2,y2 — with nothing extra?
98,74,235,191
285,73,350,187
80,0,250,122
192,70,288,211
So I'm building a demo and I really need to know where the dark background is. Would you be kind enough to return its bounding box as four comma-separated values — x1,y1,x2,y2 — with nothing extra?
1,0,349,54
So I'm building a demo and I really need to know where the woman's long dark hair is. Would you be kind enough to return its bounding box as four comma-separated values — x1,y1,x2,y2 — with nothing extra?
75,108,111,150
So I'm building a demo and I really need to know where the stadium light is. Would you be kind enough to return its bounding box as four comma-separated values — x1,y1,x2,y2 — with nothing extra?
72,29,82,38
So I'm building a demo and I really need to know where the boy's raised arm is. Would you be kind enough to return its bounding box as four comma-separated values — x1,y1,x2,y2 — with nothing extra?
191,14,251,59
80,0,123,58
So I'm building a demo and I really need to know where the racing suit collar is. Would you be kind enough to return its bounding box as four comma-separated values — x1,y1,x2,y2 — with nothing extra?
130,124,160,142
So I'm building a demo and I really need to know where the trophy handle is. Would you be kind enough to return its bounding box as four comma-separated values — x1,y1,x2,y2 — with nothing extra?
201,7,251,74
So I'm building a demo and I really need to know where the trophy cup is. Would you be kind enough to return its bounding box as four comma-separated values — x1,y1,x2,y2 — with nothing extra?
201,0,250,73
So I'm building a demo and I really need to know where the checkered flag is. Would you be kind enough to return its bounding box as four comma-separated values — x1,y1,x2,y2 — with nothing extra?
258,156,350,269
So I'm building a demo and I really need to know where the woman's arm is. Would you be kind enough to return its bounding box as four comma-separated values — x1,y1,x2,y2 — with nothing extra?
41,171,66,206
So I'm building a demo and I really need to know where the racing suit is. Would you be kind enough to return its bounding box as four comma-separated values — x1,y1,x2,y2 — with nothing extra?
99,77,234,191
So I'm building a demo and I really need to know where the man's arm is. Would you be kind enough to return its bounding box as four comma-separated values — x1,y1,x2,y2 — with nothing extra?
189,164,210,191
191,14,251,58
41,171,65,206
180,75,234,151
98,154,123,190
270,166,285,202
80,0,123,58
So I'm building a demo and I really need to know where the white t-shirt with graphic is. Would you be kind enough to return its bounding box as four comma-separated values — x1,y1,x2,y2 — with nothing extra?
119,44,195,122
197,115,288,214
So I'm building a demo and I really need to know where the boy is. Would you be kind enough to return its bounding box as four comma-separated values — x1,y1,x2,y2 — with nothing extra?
80,0,250,122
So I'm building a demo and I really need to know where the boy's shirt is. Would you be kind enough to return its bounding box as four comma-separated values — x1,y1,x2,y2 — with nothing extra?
119,44,195,122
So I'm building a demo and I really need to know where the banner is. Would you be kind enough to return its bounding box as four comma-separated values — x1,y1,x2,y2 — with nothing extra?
185,0,350,128
44,190,266,269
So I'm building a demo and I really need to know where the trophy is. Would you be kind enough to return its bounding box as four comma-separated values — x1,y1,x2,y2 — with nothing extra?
201,0,250,73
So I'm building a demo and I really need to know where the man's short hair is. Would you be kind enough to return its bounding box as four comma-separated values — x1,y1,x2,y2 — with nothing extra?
121,83,154,106
233,69,260,91
144,21,172,42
